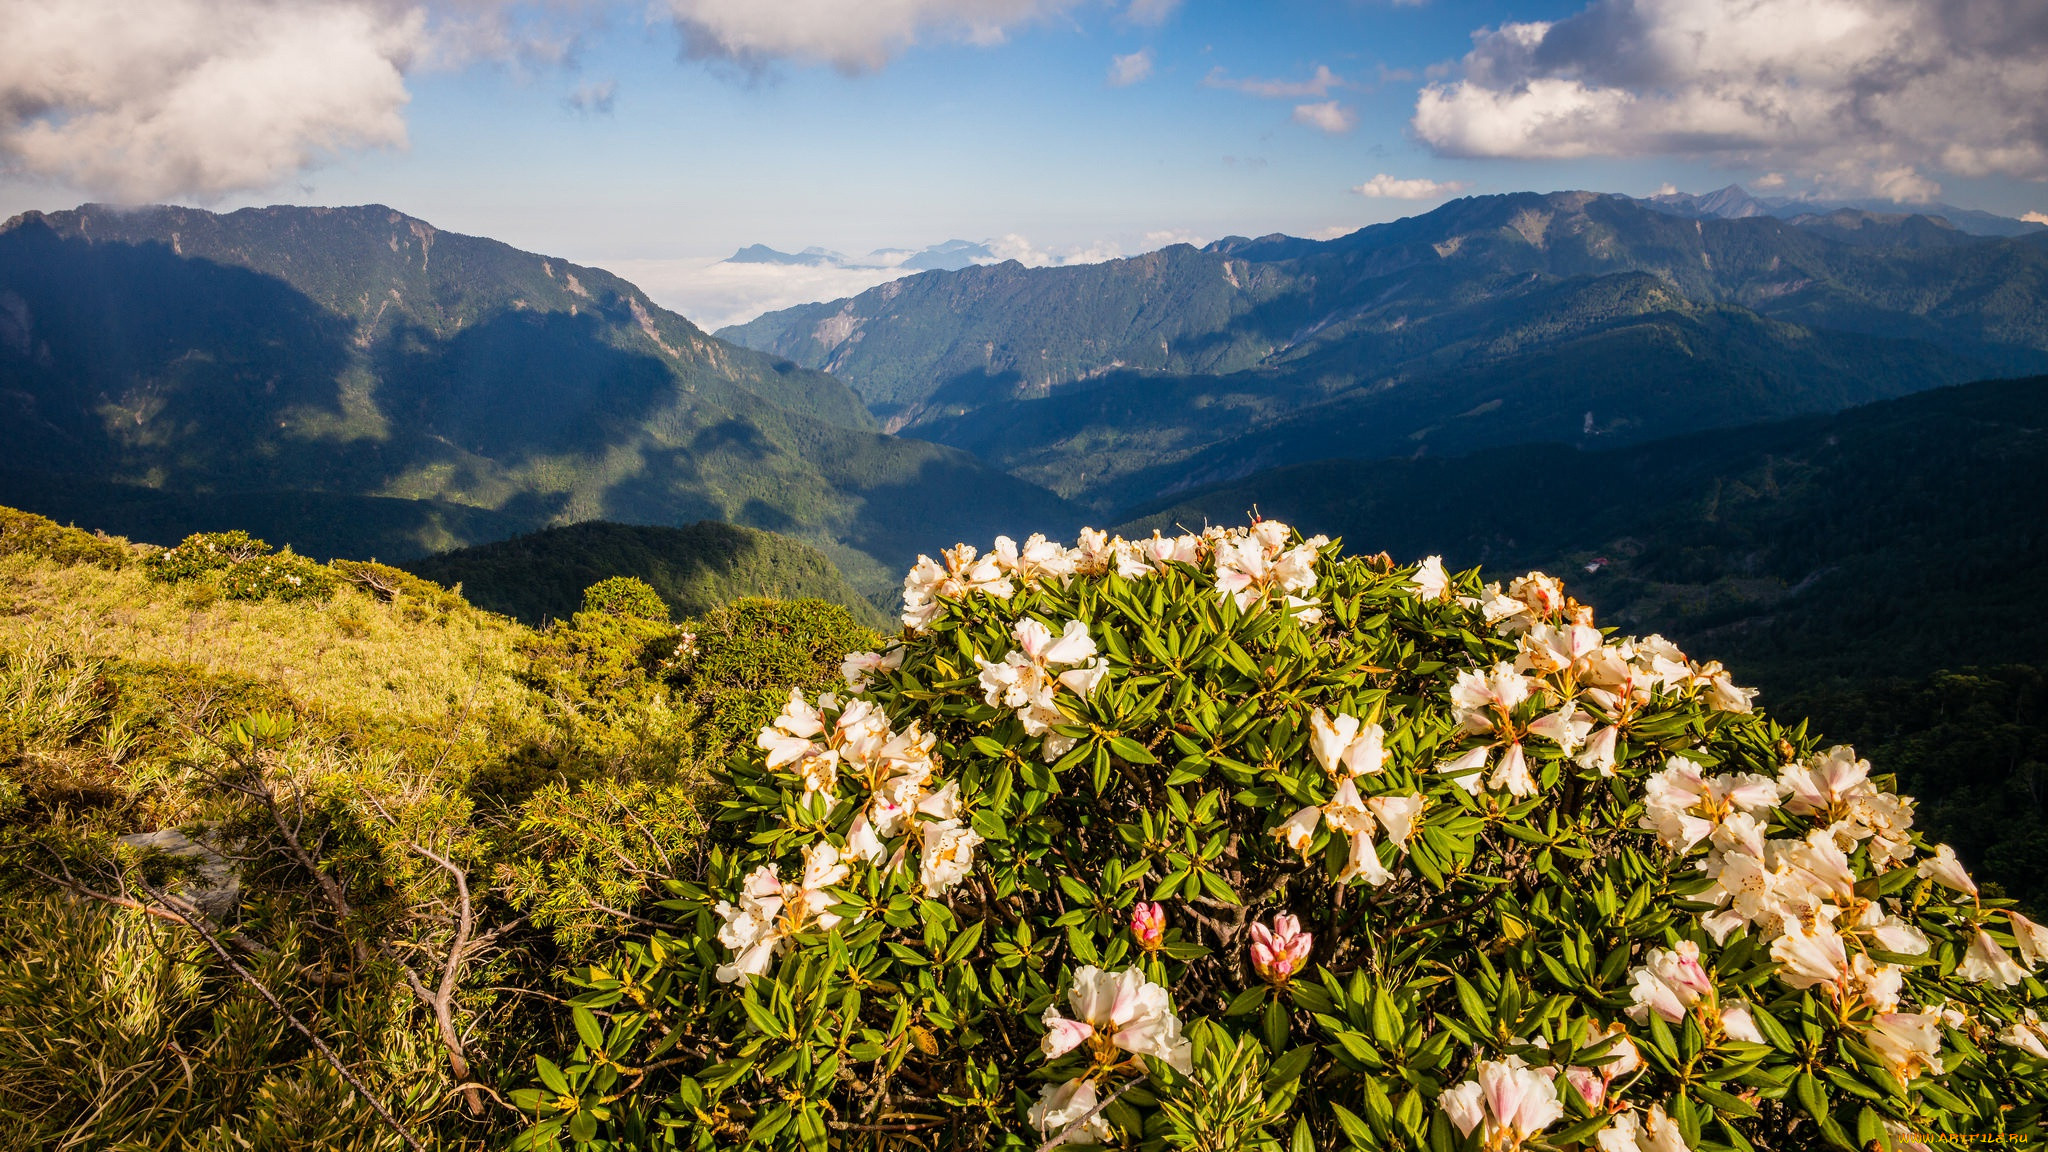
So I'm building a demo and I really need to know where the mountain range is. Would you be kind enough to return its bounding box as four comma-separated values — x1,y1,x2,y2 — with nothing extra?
0,204,1074,598
719,191,2048,512
1638,183,2048,238
724,238,996,272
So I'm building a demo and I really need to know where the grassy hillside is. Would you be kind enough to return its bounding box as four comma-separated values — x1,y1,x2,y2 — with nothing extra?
0,503,879,1146
0,204,1079,599
405,519,887,626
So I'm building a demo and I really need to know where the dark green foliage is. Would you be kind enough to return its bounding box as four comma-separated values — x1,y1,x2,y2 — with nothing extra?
406,520,885,627
580,576,669,622
142,530,340,603
1792,665,2048,916
724,192,2048,509
0,505,128,569
143,529,270,581
221,550,339,603
0,203,1080,598
666,597,880,763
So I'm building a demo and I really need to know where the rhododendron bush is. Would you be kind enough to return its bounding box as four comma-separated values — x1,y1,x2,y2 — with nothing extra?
517,524,2047,1151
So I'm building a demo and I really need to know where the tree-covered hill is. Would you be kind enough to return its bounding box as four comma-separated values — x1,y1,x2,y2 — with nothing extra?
403,519,886,627
0,204,1079,598
721,192,2048,509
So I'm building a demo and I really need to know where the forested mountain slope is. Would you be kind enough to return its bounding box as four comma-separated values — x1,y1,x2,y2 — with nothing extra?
1121,374,2048,698
0,204,1078,596
405,519,885,626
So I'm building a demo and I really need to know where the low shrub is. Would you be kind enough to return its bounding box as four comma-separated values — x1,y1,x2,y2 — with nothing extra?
583,576,672,623
142,529,269,582
0,506,128,569
520,524,2048,1151
221,549,339,603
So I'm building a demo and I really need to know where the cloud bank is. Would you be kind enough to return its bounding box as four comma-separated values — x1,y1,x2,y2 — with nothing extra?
1411,0,2048,197
0,0,422,202
660,0,1088,73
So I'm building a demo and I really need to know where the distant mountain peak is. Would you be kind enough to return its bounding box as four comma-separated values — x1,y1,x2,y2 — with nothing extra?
720,238,996,272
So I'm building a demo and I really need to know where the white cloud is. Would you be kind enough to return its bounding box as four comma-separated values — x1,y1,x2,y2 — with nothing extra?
1124,0,1180,25
1293,100,1354,134
1411,0,2048,197
1142,228,1206,247
2023,211,2048,226
660,0,1085,73
1353,173,1467,200
1108,49,1152,87
602,256,919,331
1753,171,1787,190
986,233,1124,267
565,79,617,115
1205,64,1343,99
0,0,422,202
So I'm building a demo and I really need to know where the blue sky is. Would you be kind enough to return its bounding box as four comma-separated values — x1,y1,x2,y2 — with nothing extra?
4,0,2046,326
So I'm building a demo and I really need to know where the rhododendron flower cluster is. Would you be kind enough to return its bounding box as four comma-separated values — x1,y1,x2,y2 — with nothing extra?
527,523,2048,1152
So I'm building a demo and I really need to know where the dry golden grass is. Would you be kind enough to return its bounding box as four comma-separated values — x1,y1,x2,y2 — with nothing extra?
0,553,535,728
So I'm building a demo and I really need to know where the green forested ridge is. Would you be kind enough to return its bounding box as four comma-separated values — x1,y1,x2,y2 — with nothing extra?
0,203,1079,598
403,519,886,626
1120,374,2048,697
722,192,2048,509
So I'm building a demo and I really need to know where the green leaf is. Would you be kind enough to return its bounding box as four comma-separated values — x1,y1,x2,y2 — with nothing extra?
1330,1103,1373,1149
535,1056,570,1096
1109,736,1158,764
1225,984,1269,1017
571,1006,603,1054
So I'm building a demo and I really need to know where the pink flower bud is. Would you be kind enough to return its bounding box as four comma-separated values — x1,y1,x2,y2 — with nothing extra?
1249,913,1312,986
1130,901,1166,951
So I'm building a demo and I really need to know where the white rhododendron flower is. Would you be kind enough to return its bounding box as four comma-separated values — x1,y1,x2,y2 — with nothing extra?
1488,742,1538,797
711,841,847,985
1308,707,1386,776
1438,1058,1564,1146
1866,1011,1946,1081
1626,943,1713,1025
840,644,904,691
918,818,982,895
1435,746,1488,794
1916,844,1978,898
1039,965,1192,1074
1960,928,2027,988
976,617,1109,761
2011,911,2048,969
1597,1104,1692,1152
1212,522,1325,612
1999,1008,2048,1059
1640,755,1782,853
1365,793,1425,850
1273,777,1417,886
1410,554,1451,601
1450,662,1534,733
1027,1077,1111,1148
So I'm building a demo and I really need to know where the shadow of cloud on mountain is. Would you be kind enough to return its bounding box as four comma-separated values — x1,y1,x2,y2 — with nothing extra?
0,224,361,485
374,309,682,461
